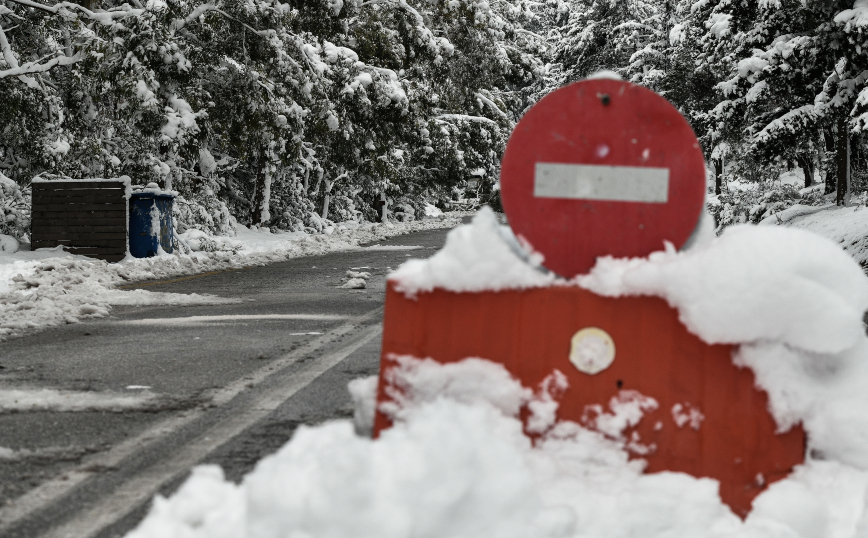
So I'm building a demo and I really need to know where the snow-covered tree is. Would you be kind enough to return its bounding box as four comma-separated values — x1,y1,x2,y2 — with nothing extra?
1,0,543,235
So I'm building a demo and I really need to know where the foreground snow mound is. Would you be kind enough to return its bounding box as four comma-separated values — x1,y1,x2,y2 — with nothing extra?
126,357,868,538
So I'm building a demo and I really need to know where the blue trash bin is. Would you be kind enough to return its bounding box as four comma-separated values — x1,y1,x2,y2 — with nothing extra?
129,192,174,258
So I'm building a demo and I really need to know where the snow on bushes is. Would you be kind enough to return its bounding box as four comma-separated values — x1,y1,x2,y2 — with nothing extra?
706,180,827,234
0,172,29,242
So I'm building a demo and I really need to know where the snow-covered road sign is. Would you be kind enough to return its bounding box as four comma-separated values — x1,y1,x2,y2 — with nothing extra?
500,79,706,277
374,80,805,520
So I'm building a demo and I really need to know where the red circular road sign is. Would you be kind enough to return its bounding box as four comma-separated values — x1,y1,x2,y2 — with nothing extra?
500,79,706,278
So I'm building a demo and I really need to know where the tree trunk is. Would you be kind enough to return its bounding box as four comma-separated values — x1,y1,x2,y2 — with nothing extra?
836,116,850,206
321,193,331,221
251,150,269,225
824,129,836,195
713,158,723,195
798,153,814,188
379,191,389,223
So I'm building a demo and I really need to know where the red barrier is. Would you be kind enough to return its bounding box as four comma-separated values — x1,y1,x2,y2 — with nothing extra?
374,281,806,518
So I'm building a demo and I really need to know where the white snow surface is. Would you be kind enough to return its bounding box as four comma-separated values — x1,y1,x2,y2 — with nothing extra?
781,205,868,267
391,207,557,295
0,214,463,340
126,356,868,538
758,203,832,225
577,225,868,355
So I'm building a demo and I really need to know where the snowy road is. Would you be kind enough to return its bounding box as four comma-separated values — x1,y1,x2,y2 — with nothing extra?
0,226,453,538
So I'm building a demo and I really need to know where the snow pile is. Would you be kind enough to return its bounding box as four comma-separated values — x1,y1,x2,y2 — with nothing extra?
127,357,868,538
0,214,463,340
0,257,239,340
577,225,867,354
391,207,557,295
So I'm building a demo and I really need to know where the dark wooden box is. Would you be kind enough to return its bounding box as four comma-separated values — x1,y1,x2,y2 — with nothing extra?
30,179,128,262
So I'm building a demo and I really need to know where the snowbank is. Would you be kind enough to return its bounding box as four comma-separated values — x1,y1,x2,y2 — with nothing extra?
0,214,464,340
127,357,868,538
781,205,868,267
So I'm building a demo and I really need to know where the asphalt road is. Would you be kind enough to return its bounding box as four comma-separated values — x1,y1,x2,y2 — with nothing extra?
0,224,456,538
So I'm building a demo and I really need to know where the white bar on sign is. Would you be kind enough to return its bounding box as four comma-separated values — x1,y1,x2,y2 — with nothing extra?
534,162,670,203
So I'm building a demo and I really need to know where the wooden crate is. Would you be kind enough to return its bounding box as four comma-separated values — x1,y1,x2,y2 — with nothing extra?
30,180,128,262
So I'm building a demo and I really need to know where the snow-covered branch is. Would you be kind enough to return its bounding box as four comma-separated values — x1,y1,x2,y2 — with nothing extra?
175,3,270,37
5,0,144,23
435,114,500,126
0,23,38,86
474,92,507,119
0,51,80,79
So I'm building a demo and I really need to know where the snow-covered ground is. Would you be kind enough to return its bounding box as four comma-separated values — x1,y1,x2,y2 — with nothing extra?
773,205,868,267
124,208,868,538
0,214,464,341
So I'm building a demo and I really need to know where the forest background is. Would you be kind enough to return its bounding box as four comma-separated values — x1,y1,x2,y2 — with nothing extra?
2,0,868,240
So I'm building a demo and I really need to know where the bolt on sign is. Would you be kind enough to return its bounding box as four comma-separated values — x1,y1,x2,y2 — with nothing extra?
373,79,805,518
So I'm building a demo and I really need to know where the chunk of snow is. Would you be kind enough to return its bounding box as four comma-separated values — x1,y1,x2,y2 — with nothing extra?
390,206,556,296
199,147,217,176
348,375,378,436
424,203,443,217
340,277,366,289
576,225,868,355
587,70,623,80
0,235,19,254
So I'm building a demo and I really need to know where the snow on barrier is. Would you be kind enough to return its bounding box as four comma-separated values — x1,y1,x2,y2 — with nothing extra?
374,80,809,518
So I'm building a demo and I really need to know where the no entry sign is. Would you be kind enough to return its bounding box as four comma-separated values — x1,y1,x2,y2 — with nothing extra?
500,79,706,277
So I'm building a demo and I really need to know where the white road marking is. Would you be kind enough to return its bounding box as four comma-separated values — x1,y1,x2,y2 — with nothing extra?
0,446,91,462
534,162,669,203
119,313,349,325
361,244,423,251
0,388,157,412
0,309,382,537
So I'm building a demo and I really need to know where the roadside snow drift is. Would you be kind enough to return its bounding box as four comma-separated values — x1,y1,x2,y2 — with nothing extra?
0,215,461,340
125,207,868,537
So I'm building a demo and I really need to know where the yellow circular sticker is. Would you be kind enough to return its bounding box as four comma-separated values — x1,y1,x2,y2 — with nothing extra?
569,327,615,375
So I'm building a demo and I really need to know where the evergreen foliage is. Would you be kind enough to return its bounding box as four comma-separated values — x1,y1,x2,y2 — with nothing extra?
0,0,539,236
5,0,868,239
